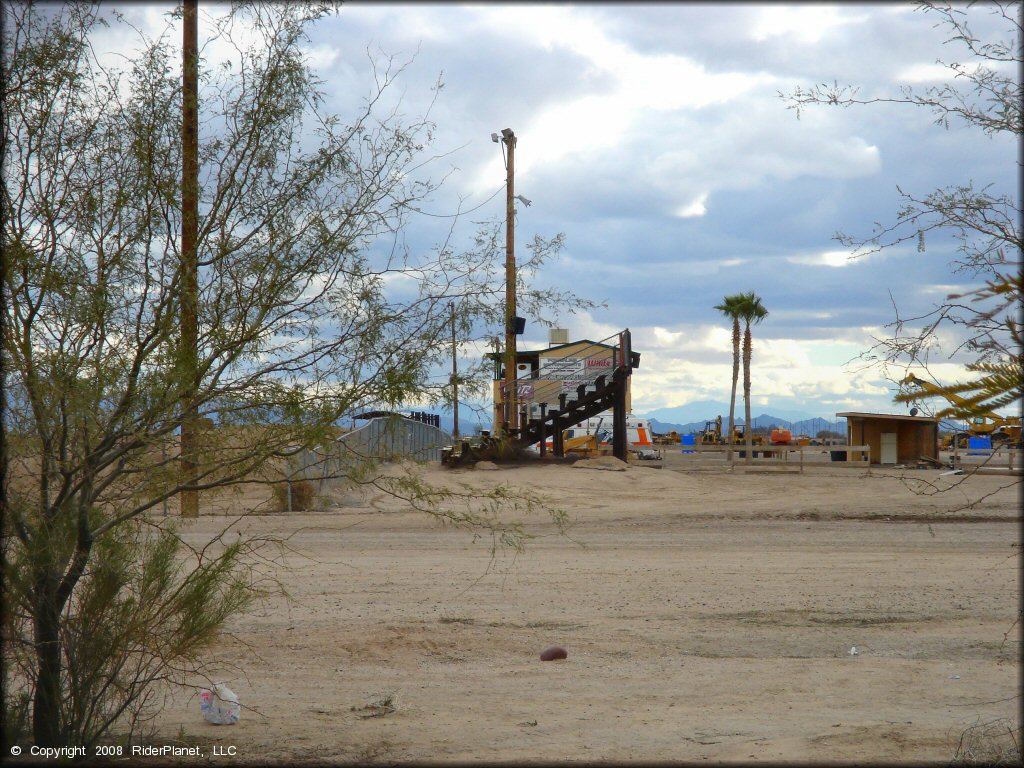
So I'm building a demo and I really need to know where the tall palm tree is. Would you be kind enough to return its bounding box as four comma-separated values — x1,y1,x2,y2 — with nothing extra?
734,292,769,464
714,294,744,462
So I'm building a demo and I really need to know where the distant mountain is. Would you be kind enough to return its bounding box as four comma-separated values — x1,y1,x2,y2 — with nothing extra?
648,414,848,437
644,401,732,425
436,413,485,436
648,417,708,435
645,402,830,427
382,409,856,438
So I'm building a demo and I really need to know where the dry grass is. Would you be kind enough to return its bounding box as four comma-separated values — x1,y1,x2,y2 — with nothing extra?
951,717,1021,765
270,479,317,512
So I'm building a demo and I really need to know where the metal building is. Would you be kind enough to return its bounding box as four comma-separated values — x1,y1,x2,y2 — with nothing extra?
339,414,452,462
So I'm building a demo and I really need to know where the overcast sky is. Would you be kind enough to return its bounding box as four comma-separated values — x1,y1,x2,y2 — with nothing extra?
117,2,1019,421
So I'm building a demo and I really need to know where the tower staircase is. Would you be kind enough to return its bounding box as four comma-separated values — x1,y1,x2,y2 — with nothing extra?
512,329,637,460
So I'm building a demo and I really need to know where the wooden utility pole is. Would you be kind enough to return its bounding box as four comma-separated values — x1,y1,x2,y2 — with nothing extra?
180,0,199,517
450,300,459,438
502,128,517,436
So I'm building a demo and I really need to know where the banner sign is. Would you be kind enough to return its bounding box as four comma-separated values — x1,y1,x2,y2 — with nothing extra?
541,357,612,379
540,357,584,379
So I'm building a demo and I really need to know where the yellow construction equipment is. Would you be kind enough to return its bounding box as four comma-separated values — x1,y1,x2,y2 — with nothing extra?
731,425,765,456
901,373,1021,447
564,432,603,457
654,430,681,445
563,417,610,457
701,416,723,445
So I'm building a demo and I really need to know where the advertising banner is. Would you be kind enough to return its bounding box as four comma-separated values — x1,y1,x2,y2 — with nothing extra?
540,357,584,379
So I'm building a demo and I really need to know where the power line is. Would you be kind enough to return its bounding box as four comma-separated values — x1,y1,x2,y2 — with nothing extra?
404,184,505,218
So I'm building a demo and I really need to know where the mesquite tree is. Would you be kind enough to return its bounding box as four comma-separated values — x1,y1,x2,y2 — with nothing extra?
1,2,566,747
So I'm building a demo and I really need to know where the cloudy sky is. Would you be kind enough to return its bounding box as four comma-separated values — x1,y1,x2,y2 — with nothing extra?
116,2,1018,422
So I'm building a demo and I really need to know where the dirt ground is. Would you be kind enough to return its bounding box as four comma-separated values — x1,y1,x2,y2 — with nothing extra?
149,454,1020,764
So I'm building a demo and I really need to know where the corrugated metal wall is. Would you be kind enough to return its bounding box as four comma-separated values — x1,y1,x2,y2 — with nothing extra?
291,416,452,493
339,416,452,462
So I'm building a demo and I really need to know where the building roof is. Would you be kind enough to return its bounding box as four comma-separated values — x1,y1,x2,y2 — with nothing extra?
486,339,615,361
526,339,615,355
836,411,940,424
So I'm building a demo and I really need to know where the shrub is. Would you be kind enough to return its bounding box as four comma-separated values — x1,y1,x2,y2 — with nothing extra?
272,479,318,512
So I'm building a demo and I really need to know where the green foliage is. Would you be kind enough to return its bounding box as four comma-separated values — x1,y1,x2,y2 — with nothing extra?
3,514,259,748
895,360,1023,419
366,462,570,556
1,1,584,749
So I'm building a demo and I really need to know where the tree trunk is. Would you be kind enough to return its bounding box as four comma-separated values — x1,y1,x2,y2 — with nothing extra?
726,318,739,463
743,324,753,465
32,575,64,747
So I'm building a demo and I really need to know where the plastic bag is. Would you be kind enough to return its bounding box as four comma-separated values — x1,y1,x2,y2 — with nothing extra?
199,683,240,725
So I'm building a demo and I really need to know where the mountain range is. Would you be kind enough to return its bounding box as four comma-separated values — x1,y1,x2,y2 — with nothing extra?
384,404,961,438
647,415,848,437
644,400,823,425
424,409,848,438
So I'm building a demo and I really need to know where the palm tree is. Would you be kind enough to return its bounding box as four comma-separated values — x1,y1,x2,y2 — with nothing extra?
714,294,744,462
734,292,769,464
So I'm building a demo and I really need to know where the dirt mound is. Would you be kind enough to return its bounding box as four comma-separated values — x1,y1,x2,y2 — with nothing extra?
571,456,628,471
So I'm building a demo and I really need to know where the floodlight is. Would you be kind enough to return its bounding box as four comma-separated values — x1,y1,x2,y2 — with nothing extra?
491,132,500,143
514,195,532,207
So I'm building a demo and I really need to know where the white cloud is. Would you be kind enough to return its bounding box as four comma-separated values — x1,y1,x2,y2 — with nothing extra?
895,62,952,84
80,4,1014,419
786,250,858,268
750,5,869,44
304,44,340,70
627,322,986,416
675,192,708,218
466,6,770,190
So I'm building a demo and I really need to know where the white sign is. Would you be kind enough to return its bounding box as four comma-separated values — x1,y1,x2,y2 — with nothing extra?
540,357,584,380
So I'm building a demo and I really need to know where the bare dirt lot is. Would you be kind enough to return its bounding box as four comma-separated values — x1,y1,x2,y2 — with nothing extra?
151,457,1020,764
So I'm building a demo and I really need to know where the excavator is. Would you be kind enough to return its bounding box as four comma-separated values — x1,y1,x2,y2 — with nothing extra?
563,417,610,457
654,430,681,446
701,416,723,445
900,373,1022,448
731,424,765,457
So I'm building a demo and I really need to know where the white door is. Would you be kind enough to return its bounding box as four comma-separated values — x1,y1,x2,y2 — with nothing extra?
880,432,898,464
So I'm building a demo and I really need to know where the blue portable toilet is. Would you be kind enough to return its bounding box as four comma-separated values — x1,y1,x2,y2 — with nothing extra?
681,434,696,454
967,435,991,455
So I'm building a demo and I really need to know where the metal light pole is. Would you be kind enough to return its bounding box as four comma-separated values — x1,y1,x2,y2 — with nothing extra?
500,128,517,436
